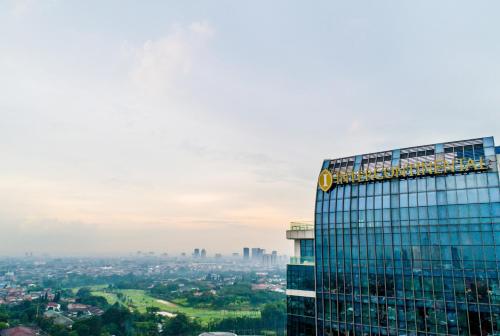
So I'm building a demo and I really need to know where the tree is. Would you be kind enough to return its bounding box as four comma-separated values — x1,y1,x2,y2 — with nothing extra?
101,303,131,334
72,316,102,336
162,313,201,336
76,288,92,299
261,301,286,331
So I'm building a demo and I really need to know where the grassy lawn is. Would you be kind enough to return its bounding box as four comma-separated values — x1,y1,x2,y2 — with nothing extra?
82,287,260,324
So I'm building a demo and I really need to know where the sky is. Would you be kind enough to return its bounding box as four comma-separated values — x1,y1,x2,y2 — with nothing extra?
0,0,499,256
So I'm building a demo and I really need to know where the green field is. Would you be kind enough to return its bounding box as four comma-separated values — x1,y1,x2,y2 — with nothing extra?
77,287,260,324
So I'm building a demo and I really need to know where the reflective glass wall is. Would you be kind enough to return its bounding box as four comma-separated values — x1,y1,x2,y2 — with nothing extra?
288,296,316,336
315,137,500,336
287,236,316,336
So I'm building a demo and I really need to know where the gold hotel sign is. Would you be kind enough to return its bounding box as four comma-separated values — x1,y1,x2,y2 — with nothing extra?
318,157,490,192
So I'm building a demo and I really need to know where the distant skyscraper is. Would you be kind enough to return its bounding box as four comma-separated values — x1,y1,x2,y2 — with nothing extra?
251,247,265,261
243,247,250,260
193,248,200,258
251,248,259,260
271,250,278,265
201,248,207,258
262,253,272,267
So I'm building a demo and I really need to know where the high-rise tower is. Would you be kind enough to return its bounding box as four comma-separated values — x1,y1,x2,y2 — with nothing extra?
286,221,316,336
314,136,500,335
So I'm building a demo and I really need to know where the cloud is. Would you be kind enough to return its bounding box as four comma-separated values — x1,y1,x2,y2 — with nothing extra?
129,22,215,96
7,0,36,16
1,3,498,257
189,21,216,38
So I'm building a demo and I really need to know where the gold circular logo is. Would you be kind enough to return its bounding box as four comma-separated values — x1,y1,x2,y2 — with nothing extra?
318,169,333,192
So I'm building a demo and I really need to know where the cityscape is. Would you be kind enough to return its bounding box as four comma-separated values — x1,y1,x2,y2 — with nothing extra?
0,248,288,335
1,1,500,336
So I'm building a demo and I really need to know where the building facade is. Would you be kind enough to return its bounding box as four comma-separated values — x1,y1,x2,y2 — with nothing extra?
287,221,316,336
315,137,500,336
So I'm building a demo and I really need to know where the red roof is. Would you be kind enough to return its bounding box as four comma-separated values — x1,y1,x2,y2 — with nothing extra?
0,326,39,336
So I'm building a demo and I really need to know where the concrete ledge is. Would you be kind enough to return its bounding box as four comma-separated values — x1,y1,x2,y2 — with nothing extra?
286,230,314,240
286,289,316,298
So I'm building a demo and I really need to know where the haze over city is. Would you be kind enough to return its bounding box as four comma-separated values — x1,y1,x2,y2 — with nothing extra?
1,0,499,256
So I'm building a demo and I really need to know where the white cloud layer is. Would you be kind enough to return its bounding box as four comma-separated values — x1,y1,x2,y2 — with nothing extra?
0,1,499,256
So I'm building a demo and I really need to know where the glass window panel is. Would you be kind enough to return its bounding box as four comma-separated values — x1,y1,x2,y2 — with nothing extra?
428,206,438,219
446,190,457,204
467,188,478,203
359,184,366,196
448,205,458,218
418,206,428,219
367,196,374,210
400,194,408,207
409,193,417,207
489,188,500,202
478,188,488,203
343,199,351,211
417,178,426,192
329,198,336,208
427,192,437,206
337,187,344,198
446,175,456,189
383,195,390,209
477,173,488,187
438,205,447,218
417,193,427,206
456,175,466,189
487,172,499,186
383,208,391,220
437,191,446,205
383,181,390,194
352,184,359,196
400,208,409,220
400,180,408,193
469,204,480,217
359,197,366,210
409,207,418,219
344,184,351,197
351,198,358,210
316,189,324,201
408,179,417,192
479,203,490,217
436,176,446,190
426,177,436,191
375,183,382,195
457,189,467,204
493,200,500,216
466,174,477,188
391,180,399,193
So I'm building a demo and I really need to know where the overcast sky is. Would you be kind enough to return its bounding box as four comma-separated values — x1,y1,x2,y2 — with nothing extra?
0,0,499,256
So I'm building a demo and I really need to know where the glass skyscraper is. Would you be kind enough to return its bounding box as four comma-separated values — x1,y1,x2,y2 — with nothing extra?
287,221,316,336
314,137,500,336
